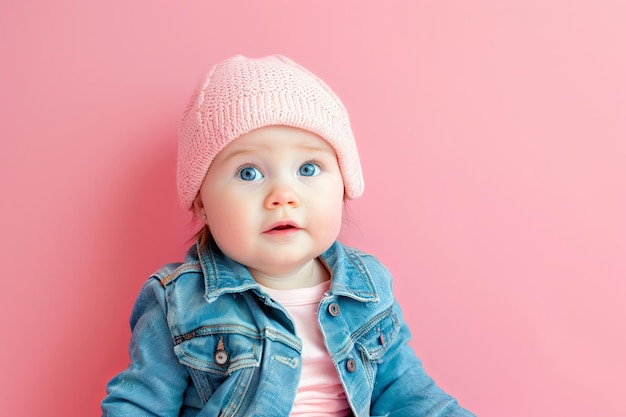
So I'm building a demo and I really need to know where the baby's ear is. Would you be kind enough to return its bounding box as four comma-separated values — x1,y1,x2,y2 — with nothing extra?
192,195,205,216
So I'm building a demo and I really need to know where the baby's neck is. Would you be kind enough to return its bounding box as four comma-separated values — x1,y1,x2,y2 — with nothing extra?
249,258,330,290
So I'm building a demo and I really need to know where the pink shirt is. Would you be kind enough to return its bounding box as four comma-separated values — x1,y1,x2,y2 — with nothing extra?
261,281,351,416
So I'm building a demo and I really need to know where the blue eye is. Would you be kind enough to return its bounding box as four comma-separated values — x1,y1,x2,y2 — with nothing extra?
299,163,321,177
238,166,263,181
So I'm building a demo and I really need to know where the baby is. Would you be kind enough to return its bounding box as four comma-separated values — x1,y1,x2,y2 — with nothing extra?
102,55,475,416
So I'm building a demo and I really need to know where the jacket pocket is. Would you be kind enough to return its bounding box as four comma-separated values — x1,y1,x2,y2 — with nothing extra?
352,308,400,385
173,327,263,404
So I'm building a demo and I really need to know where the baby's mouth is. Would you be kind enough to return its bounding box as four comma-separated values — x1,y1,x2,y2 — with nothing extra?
272,225,295,231
265,221,300,233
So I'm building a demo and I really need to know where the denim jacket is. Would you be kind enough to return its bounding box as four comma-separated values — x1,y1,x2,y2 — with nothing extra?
102,240,475,417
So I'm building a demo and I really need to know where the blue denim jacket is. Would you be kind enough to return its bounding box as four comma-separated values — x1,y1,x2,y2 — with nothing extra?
102,240,475,416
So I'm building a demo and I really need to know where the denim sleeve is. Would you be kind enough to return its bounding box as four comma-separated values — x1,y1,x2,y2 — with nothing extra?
370,300,476,417
101,278,190,416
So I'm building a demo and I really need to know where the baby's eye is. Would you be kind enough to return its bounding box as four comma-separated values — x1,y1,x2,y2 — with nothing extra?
299,162,321,177
238,166,263,181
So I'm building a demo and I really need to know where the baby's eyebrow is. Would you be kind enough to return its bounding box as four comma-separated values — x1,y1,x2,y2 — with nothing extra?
300,144,337,157
212,147,264,167
218,148,257,162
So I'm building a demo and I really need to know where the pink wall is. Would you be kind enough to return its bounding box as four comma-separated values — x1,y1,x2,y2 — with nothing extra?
1,1,624,416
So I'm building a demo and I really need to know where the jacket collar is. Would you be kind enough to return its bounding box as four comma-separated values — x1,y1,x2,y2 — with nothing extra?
194,240,380,304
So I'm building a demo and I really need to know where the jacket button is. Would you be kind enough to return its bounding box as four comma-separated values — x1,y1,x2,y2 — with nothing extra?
214,349,229,365
328,303,340,316
214,336,229,365
346,358,356,372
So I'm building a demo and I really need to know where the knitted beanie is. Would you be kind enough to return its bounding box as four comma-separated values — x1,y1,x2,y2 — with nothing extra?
177,55,364,209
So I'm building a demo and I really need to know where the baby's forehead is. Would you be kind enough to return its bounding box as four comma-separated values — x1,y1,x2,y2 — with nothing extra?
215,125,337,160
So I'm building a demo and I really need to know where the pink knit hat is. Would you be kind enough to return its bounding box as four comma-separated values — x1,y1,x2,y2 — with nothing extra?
177,55,364,209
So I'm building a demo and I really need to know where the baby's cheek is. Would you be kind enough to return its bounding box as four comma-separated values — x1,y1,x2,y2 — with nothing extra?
320,204,344,240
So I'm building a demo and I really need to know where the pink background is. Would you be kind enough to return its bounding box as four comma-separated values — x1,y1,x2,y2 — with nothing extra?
1,1,625,416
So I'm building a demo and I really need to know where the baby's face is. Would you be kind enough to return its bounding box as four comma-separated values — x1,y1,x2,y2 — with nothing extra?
196,125,344,280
